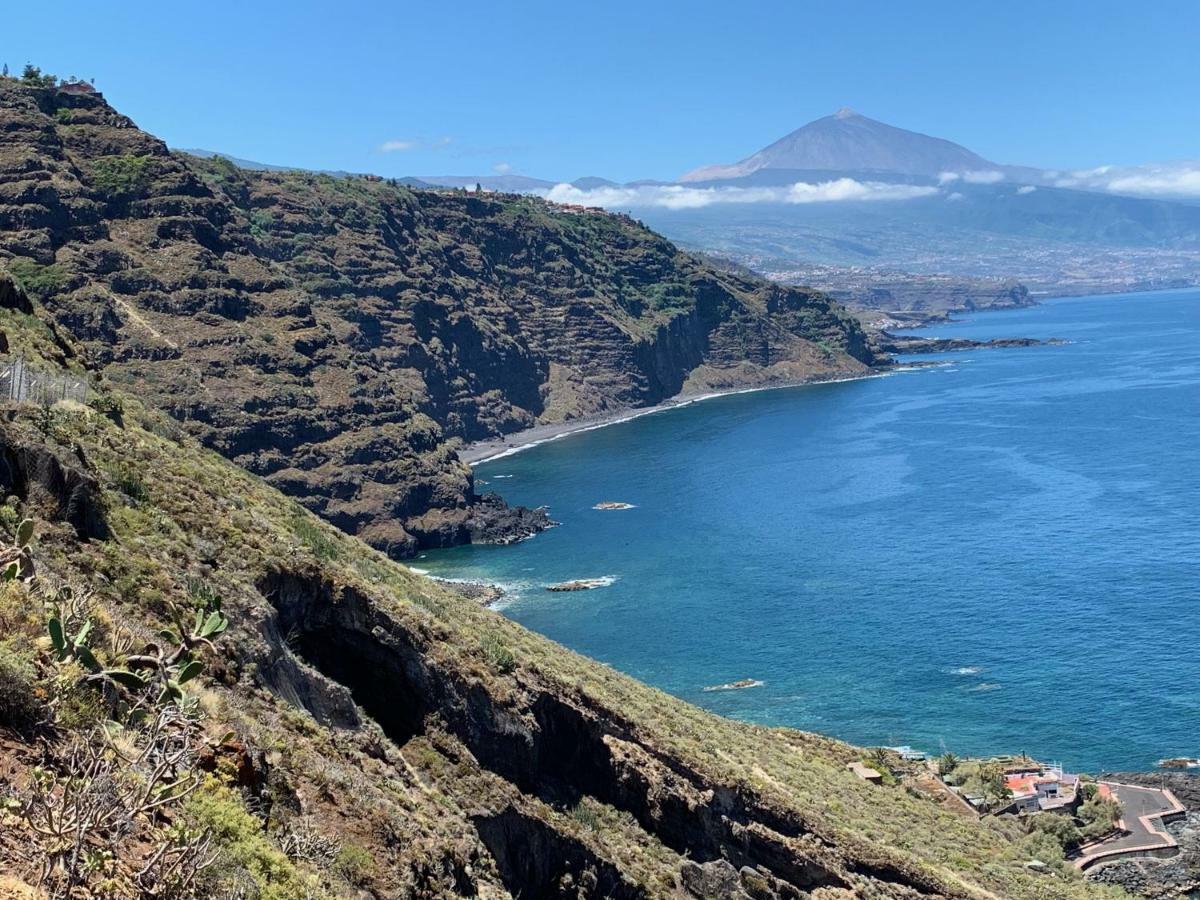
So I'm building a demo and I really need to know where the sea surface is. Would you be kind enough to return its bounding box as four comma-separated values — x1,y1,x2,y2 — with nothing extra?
422,289,1200,771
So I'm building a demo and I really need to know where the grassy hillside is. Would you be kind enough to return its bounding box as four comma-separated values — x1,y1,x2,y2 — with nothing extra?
0,274,1122,898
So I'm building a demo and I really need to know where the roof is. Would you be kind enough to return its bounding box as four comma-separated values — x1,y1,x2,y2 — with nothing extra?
847,762,882,780
1005,776,1038,796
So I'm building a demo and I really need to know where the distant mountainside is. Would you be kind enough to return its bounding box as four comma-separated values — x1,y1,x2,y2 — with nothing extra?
411,173,558,192
681,108,1003,181
0,78,879,559
182,112,1200,299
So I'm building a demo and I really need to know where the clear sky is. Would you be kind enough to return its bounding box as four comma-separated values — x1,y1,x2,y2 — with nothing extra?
5,0,1197,182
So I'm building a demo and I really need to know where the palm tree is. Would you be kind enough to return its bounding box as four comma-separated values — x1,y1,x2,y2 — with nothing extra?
938,752,960,777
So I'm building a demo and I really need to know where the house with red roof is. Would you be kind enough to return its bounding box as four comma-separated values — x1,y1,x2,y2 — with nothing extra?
1002,766,1080,814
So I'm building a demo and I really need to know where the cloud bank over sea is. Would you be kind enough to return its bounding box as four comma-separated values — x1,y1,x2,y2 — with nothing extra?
1047,161,1200,198
543,178,939,210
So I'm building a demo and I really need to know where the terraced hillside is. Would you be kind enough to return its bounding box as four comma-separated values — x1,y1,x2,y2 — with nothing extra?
0,274,1119,899
0,77,879,558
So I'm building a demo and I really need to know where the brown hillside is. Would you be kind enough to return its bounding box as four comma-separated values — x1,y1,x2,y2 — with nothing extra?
0,78,879,558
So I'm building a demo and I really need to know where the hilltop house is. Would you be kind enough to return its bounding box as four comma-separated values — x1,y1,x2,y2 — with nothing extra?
59,80,99,96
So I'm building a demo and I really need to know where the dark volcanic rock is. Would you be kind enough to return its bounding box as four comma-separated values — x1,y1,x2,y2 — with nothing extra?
877,334,1063,354
0,80,880,557
1102,772,1200,810
464,492,555,546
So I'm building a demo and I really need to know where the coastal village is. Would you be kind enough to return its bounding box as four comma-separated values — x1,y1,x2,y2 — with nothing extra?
845,747,1193,880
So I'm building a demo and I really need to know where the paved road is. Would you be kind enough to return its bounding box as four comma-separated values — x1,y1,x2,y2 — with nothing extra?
1102,782,1179,851
1074,782,1185,870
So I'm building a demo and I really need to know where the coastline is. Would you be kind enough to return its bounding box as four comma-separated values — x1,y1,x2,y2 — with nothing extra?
433,286,1200,782
457,368,900,466
456,285,1174,467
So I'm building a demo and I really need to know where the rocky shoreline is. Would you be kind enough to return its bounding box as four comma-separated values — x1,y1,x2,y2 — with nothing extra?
457,370,892,466
429,576,508,607
876,334,1066,354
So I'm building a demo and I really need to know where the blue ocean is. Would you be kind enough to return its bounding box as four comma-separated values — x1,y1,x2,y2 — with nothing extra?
422,289,1200,771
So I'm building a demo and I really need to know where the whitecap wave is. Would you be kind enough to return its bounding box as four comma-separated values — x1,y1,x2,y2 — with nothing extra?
703,679,765,693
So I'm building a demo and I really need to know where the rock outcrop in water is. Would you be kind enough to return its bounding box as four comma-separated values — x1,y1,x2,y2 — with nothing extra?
0,78,880,557
876,334,1062,354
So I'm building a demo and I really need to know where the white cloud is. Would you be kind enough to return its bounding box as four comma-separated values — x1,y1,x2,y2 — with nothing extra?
939,170,1004,185
378,136,453,153
946,192,965,202
1050,161,1200,198
543,178,939,210
492,162,513,174
961,169,1005,184
1017,185,1037,195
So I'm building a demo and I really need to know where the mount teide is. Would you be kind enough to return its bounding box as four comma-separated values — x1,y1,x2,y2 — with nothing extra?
681,108,1016,182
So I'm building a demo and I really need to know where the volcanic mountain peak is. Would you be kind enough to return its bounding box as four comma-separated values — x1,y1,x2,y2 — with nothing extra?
681,109,997,182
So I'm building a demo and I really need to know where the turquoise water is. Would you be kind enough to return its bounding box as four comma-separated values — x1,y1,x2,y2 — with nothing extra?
422,289,1200,771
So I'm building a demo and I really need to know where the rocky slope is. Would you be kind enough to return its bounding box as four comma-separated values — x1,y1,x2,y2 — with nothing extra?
0,77,879,558
0,277,1120,899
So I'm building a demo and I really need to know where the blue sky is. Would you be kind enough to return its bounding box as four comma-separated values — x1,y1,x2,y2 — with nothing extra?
5,0,1197,182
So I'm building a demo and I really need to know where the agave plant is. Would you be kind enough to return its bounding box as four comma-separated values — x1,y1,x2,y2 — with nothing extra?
0,518,35,581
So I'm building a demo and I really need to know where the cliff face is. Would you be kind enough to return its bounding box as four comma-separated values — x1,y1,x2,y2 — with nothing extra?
0,80,880,557
0,283,1111,899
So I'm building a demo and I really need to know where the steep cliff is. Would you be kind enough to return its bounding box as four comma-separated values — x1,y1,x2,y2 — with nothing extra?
0,281,1115,899
0,78,880,558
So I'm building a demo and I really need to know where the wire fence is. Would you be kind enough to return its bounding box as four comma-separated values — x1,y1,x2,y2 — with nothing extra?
0,355,90,405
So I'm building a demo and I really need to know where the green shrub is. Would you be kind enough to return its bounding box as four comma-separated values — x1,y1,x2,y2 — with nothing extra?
480,631,516,674
1026,810,1081,852
89,154,154,198
184,574,224,612
5,258,67,299
109,462,148,503
49,665,108,732
290,513,342,561
185,779,318,900
1021,828,1066,864
0,640,42,732
333,842,374,886
1078,793,1122,841
248,209,275,238
20,65,56,88
88,393,124,422
568,800,599,831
